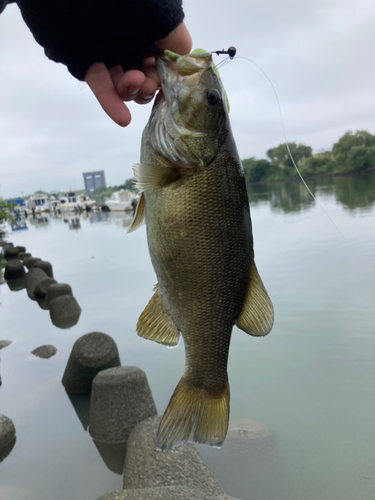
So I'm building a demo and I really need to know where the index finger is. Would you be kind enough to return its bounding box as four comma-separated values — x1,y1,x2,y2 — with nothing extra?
85,62,132,127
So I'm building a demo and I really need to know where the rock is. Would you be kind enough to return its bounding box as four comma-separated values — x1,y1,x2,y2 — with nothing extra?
25,267,49,298
4,246,19,260
45,283,72,306
89,366,157,444
31,345,57,359
33,260,53,278
18,252,31,260
23,256,42,270
15,245,26,253
0,340,12,350
62,332,120,394
123,416,224,497
49,295,81,329
0,414,16,451
34,278,58,298
4,259,25,280
95,487,238,500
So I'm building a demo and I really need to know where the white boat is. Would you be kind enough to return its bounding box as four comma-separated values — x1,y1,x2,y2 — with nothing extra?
59,191,80,211
104,189,134,211
26,193,50,213
78,193,97,211
48,193,61,212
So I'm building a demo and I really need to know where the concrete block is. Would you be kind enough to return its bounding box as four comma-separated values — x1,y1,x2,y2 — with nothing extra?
89,366,157,444
18,252,31,260
123,416,224,497
4,246,19,260
45,283,72,306
4,259,25,280
95,487,239,500
33,260,53,278
25,267,49,298
49,295,81,329
7,277,26,292
23,256,42,270
62,332,120,394
0,414,16,451
34,278,58,298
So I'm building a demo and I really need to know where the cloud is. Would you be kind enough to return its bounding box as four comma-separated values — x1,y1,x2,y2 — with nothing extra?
0,0,374,198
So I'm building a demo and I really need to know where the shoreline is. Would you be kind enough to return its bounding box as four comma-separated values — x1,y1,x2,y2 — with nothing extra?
246,168,375,185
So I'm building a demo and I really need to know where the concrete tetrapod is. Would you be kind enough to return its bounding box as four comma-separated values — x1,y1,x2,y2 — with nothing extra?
0,414,16,455
33,260,53,278
62,332,121,394
34,278,58,298
4,246,19,260
95,486,241,500
23,256,42,270
4,259,25,280
25,267,49,298
122,416,225,497
89,366,157,444
49,295,81,328
45,283,72,306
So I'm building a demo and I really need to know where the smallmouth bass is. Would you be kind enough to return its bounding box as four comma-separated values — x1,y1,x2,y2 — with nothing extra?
129,49,274,450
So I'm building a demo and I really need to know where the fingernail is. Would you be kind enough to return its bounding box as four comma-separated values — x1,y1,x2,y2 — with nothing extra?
142,94,154,101
128,87,140,97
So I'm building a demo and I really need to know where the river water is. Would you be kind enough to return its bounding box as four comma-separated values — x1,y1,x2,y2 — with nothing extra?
1,174,374,500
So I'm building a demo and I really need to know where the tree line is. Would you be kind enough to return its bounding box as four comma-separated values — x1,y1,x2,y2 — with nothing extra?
242,130,375,183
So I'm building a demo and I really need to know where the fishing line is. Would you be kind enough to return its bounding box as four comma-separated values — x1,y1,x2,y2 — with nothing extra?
212,48,346,240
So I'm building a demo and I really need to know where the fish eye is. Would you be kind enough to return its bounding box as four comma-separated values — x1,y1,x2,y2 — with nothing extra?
206,88,221,106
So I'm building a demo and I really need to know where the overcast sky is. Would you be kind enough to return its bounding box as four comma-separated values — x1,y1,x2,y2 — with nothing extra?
1,0,374,199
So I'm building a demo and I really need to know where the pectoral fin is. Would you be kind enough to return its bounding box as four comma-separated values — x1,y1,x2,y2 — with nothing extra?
236,261,274,336
137,284,180,346
127,192,145,233
133,163,175,191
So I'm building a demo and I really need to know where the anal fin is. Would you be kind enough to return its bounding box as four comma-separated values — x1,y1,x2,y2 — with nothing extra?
137,284,180,346
236,260,274,336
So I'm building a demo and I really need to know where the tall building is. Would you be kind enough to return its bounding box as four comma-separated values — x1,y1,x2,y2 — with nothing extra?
82,170,106,193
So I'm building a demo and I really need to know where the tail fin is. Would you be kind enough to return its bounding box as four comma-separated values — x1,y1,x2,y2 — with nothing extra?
156,377,230,451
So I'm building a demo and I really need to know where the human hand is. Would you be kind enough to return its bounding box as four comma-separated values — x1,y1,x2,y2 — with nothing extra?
84,22,192,127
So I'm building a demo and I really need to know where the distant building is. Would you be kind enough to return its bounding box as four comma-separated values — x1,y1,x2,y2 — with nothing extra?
82,170,106,193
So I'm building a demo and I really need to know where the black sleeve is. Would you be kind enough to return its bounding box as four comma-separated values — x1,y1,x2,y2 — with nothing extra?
15,0,184,80
0,0,16,14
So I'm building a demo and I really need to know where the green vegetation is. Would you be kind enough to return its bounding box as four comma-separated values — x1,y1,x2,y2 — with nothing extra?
242,130,375,183
0,196,10,240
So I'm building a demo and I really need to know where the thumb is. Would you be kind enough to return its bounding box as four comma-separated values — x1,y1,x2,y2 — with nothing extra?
155,22,192,55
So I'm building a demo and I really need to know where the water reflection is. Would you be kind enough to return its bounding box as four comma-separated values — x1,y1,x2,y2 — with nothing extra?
247,173,375,213
18,211,135,231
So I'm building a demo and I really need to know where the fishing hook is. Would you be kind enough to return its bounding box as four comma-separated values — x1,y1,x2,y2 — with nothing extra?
211,46,237,59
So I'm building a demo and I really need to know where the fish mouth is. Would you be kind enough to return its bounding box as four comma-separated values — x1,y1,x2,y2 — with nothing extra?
156,50,213,94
